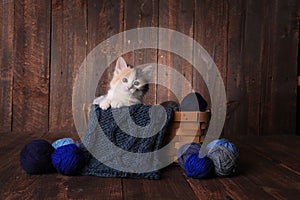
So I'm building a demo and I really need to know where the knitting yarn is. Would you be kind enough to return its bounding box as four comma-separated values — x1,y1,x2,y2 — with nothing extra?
177,142,202,169
20,139,56,174
207,145,238,177
160,101,180,111
180,92,208,112
206,138,239,158
52,138,75,149
185,152,214,178
52,144,86,175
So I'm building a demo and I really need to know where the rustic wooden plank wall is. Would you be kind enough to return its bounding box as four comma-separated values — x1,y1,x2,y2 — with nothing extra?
50,0,87,134
0,0,14,132
13,0,51,133
0,0,299,136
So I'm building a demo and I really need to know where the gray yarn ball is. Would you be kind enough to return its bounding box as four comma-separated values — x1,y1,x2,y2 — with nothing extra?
207,145,238,177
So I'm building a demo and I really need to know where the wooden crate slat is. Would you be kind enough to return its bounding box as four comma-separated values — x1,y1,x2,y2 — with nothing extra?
169,123,201,131
172,135,199,143
172,128,201,136
173,111,199,122
173,111,211,122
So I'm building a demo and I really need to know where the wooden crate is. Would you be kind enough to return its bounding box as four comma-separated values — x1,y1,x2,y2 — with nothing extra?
163,111,211,163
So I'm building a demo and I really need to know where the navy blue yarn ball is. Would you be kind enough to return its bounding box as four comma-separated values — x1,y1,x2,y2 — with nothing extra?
20,139,56,174
180,92,208,112
185,152,214,178
160,101,180,111
177,142,202,169
52,144,85,175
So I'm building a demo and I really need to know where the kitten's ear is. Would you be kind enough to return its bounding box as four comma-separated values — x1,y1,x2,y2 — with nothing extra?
115,57,128,74
142,65,153,81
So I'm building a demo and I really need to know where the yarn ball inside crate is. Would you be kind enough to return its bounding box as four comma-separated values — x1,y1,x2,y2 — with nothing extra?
177,142,202,169
180,92,208,112
185,152,214,178
207,145,238,177
160,101,180,111
206,138,239,158
20,139,56,174
52,144,86,175
52,138,75,149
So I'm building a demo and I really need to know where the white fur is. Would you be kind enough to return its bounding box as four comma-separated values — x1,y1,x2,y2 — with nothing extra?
94,57,152,110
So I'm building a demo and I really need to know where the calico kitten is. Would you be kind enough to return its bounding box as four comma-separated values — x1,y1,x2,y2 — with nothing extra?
93,57,153,109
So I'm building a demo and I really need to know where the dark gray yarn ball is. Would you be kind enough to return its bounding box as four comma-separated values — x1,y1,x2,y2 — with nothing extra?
180,92,208,112
160,101,180,111
207,145,238,177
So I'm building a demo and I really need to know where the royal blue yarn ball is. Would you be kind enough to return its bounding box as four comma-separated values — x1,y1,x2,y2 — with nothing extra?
185,152,214,178
177,142,202,169
52,138,75,149
20,139,56,174
52,144,85,175
206,138,239,158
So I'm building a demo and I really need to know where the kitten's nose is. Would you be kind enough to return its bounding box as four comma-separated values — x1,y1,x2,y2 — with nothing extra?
127,85,133,90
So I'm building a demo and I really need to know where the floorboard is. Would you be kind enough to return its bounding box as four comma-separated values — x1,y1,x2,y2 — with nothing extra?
122,166,198,200
0,133,299,199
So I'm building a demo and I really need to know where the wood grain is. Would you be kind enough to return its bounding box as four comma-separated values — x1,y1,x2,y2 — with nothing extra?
232,135,300,175
13,0,51,133
226,0,248,136
0,134,122,199
237,140,300,199
186,173,275,200
158,0,194,104
89,0,124,98
259,0,299,135
1,133,300,199
193,0,228,139
123,0,159,105
193,0,228,108
122,166,198,200
50,0,87,134
0,0,299,136
186,135,300,200
0,0,14,132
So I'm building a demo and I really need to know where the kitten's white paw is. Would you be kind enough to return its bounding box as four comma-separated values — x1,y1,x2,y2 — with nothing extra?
93,96,104,105
111,102,122,108
99,99,111,110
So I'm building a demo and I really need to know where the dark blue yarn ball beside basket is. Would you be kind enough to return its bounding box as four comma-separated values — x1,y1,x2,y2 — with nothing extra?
52,144,86,175
20,139,56,174
185,152,214,179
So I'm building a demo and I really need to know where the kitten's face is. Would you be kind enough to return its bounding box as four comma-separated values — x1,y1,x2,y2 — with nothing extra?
111,57,152,94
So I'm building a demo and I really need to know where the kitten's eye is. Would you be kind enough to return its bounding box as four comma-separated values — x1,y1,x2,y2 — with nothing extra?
133,80,140,86
122,78,128,83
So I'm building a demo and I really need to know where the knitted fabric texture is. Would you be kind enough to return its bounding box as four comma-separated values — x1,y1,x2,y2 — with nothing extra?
80,104,173,179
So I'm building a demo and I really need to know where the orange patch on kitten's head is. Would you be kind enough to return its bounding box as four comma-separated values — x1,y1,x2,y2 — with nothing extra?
111,67,133,84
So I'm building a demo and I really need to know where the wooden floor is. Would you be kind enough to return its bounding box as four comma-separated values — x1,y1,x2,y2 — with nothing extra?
0,133,299,200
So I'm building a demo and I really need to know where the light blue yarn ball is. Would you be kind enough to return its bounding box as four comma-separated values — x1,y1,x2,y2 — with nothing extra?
52,138,75,149
206,138,239,158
